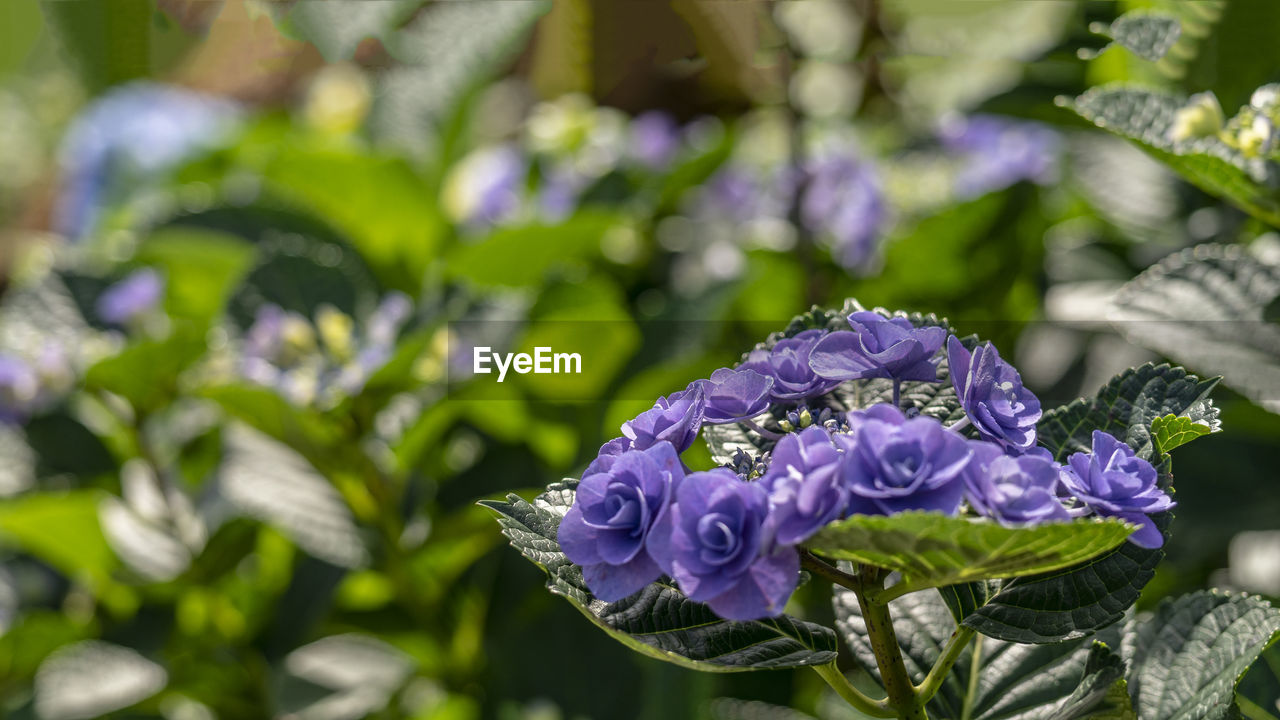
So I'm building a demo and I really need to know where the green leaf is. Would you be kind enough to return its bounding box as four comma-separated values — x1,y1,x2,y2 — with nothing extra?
0,0,42,78
481,482,839,671
40,0,154,91
1052,643,1135,720
1110,244,1280,416
283,0,425,61
832,588,1123,720
1151,414,1213,457
1125,592,1280,720
0,490,118,585
1068,86,1280,228
136,226,256,323
1089,12,1182,61
806,512,1133,596
262,146,444,291
445,212,629,289
938,581,999,626
84,330,208,414
1036,363,1220,462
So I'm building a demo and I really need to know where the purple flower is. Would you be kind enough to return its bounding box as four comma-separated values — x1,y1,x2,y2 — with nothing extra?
801,151,886,274
938,114,1060,199
56,83,240,239
963,441,1071,526
648,468,800,620
96,268,164,325
445,145,527,228
836,404,971,516
558,442,684,601
584,436,633,477
761,426,847,545
694,165,796,225
697,368,774,424
948,336,1041,452
809,312,946,383
622,383,705,453
1061,431,1174,549
628,112,681,169
740,330,842,402
0,354,39,423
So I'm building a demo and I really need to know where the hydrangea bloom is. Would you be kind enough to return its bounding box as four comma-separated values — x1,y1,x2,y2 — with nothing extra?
622,383,705,453
56,83,240,240
697,368,774,424
761,426,847,545
0,354,39,423
558,442,683,601
583,436,633,477
648,468,799,620
836,405,970,516
740,330,841,402
801,150,886,274
1061,431,1174,549
628,111,681,170
938,114,1060,198
963,441,1070,526
97,268,164,325
948,336,1041,452
809,312,946,383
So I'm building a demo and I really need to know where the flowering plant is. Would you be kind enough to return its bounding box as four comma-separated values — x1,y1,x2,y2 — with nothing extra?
487,300,1279,720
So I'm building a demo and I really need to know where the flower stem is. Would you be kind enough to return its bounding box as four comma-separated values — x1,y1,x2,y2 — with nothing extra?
947,416,971,433
857,569,928,720
892,379,902,409
814,663,895,718
742,417,783,440
800,551,862,592
915,625,975,703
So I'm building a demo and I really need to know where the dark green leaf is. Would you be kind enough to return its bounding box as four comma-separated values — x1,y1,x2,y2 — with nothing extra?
1110,244,1280,416
1068,87,1280,228
1124,592,1280,720
1090,12,1182,61
482,482,838,671
938,581,999,626
807,512,1132,596
833,588,1123,720
1051,643,1135,720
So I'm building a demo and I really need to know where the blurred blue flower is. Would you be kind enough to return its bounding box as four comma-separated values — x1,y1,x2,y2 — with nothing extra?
947,336,1041,452
836,404,971,516
696,367,774,424
0,354,38,424
442,145,527,229
1062,430,1173,549
694,165,795,225
740,329,841,402
628,111,681,170
559,441,683,601
809,312,946,383
963,440,1070,526
939,114,1060,198
56,83,240,240
648,467,800,620
761,426,847,545
801,149,886,273
96,268,164,325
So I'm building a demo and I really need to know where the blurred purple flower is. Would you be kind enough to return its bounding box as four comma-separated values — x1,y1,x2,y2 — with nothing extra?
628,111,681,169
801,150,886,273
537,166,583,222
0,354,38,423
1061,430,1174,549
809,312,946,383
963,440,1070,526
622,383,705,453
761,426,847,545
446,145,527,229
57,83,239,239
97,268,164,325
558,441,683,601
939,114,1060,198
697,367,774,424
836,404,970,516
947,336,1041,452
694,165,795,225
740,329,841,403
647,467,799,620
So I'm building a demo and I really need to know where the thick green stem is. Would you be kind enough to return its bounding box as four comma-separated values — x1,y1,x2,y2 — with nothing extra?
813,663,895,718
857,572,927,720
915,625,975,703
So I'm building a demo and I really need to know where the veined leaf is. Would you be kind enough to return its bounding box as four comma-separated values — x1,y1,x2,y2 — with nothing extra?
833,588,1124,720
1088,12,1182,61
481,482,838,671
283,0,424,61
1124,591,1280,720
1151,414,1213,457
1110,244,1280,415
806,512,1133,596
1068,86,1280,228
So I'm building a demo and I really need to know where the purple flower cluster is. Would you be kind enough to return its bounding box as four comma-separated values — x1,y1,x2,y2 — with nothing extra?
938,114,1061,199
97,268,164,325
561,311,1177,619
801,149,887,274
